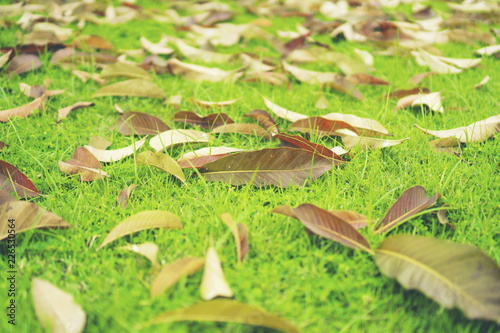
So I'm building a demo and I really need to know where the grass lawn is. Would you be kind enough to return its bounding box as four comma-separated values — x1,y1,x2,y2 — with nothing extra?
1,0,500,332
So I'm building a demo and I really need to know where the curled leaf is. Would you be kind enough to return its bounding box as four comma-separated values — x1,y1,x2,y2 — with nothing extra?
58,147,106,181
275,133,343,164
58,102,94,122
220,213,249,264
244,109,279,136
338,130,409,150
173,111,233,129
93,79,165,99
115,111,170,135
6,54,42,77
0,160,40,198
117,184,137,209
151,257,204,298
149,129,210,153
0,97,44,123
395,92,443,113
289,116,358,137
84,138,146,163
117,242,159,267
200,247,233,300
97,210,182,250
211,123,273,140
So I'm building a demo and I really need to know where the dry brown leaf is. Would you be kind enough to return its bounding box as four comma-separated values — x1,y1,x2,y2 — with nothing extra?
168,58,243,82
0,201,70,240
244,109,279,136
429,137,461,155
115,111,170,135
149,129,210,153
88,137,111,150
117,184,137,209
19,82,65,99
97,210,182,250
58,147,106,182
322,113,390,137
395,92,443,113
141,36,174,55
93,79,165,99
0,50,12,68
415,115,500,143
6,54,42,77
72,70,107,85
173,111,233,129
58,102,95,122
0,97,44,123
150,257,204,298
84,138,146,163
31,278,86,333
211,123,273,140
220,213,249,264
475,76,489,89
117,242,159,267
289,117,359,137
174,39,233,63
190,98,240,108
200,247,233,300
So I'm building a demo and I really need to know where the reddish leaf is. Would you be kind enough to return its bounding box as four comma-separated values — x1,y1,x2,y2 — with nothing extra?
58,147,106,182
211,123,273,140
275,133,344,165
244,109,279,136
289,116,359,137
115,111,170,135
384,87,431,100
179,154,234,169
282,32,311,57
173,111,234,129
0,160,40,199
6,54,42,77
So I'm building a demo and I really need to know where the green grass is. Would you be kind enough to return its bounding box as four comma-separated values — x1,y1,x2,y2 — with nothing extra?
1,1,500,332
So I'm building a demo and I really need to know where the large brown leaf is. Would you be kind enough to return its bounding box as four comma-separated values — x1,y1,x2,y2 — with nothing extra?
275,133,344,165
375,235,500,324
177,147,244,169
244,109,279,136
173,111,233,129
292,204,373,253
0,97,44,123
0,201,70,240
199,147,333,188
150,299,300,333
375,186,440,234
0,160,40,199
115,111,170,135
289,116,359,137
211,123,273,140
58,147,107,181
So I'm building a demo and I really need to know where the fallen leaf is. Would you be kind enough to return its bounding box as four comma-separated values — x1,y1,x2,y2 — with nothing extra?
6,54,42,77
117,242,159,267
289,116,359,137
168,58,243,82
409,72,436,85
19,82,65,99
115,111,170,135
200,247,233,300
88,137,111,150
167,95,182,109
117,184,137,209
375,186,440,234
263,97,307,123
199,147,332,188
173,111,233,129
149,129,210,153
375,234,500,324
190,98,240,108
31,278,86,333
271,204,298,219
0,141,8,152
220,213,249,264
73,34,114,51
322,113,391,137
475,76,489,89
72,70,107,85
141,36,174,55
84,138,146,163
150,299,300,333
385,87,431,100
97,210,182,250
93,79,166,99
411,50,462,74
338,130,409,150
58,147,107,182
0,189,16,204
0,50,12,68
395,92,443,113
177,147,245,169
211,123,273,140
58,102,95,122
415,115,500,143
100,62,153,81
347,73,389,86
292,204,373,253
150,257,204,298
0,160,40,199
275,133,343,164
174,39,233,63
0,97,44,122
475,45,500,56
0,201,70,240
282,61,363,100
314,93,329,109
136,151,186,183
429,137,461,155
244,109,279,136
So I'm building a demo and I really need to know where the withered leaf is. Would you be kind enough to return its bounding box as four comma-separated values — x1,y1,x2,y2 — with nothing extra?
375,235,500,324
0,50,12,68
31,278,86,333
385,87,431,100
168,58,243,82
177,147,244,169
149,129,210,152
118,242,158,267
292,204,373,253
0,97,44,123
151,257,204,298
199,147,332,188
211,123,273,140
338,130,409,150
263,97,308,123
58,147,106,182
244,109,279,136
289,116,359,137
346,73,389,85
409,72,436,85
375,186,440,234
173,111,233,129
97,210,182,250
0,201,70,240
190,98,240,108
88,137,111,150
117,184,137,209
220,213,249,264
84,138,146,163
6,54,42,77
136,151,186,183
141,36,174,55
429,137,461,155
0,160,40,199
322,113,390,137
200,247,233,300
275,133,343,164
395,92,443,113
115,111,170,135
19,82,66,99
58,102,95,122
100,62,153,81
93,79,165,99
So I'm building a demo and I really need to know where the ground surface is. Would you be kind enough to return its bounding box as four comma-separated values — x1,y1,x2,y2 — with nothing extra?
0,1,500,332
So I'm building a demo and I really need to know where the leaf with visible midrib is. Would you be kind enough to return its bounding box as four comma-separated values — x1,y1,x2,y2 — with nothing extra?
375,234,500,324
0,160,40,199
31,278,86,333
151,257,204,298
199,147,332,188
375,185,440,234
115,111,170,135
211,123,273,140
289,116,359,137
293,204,373,253
0,201,70,240
275,133,343,165
150,299,301,333
97,210,182,250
